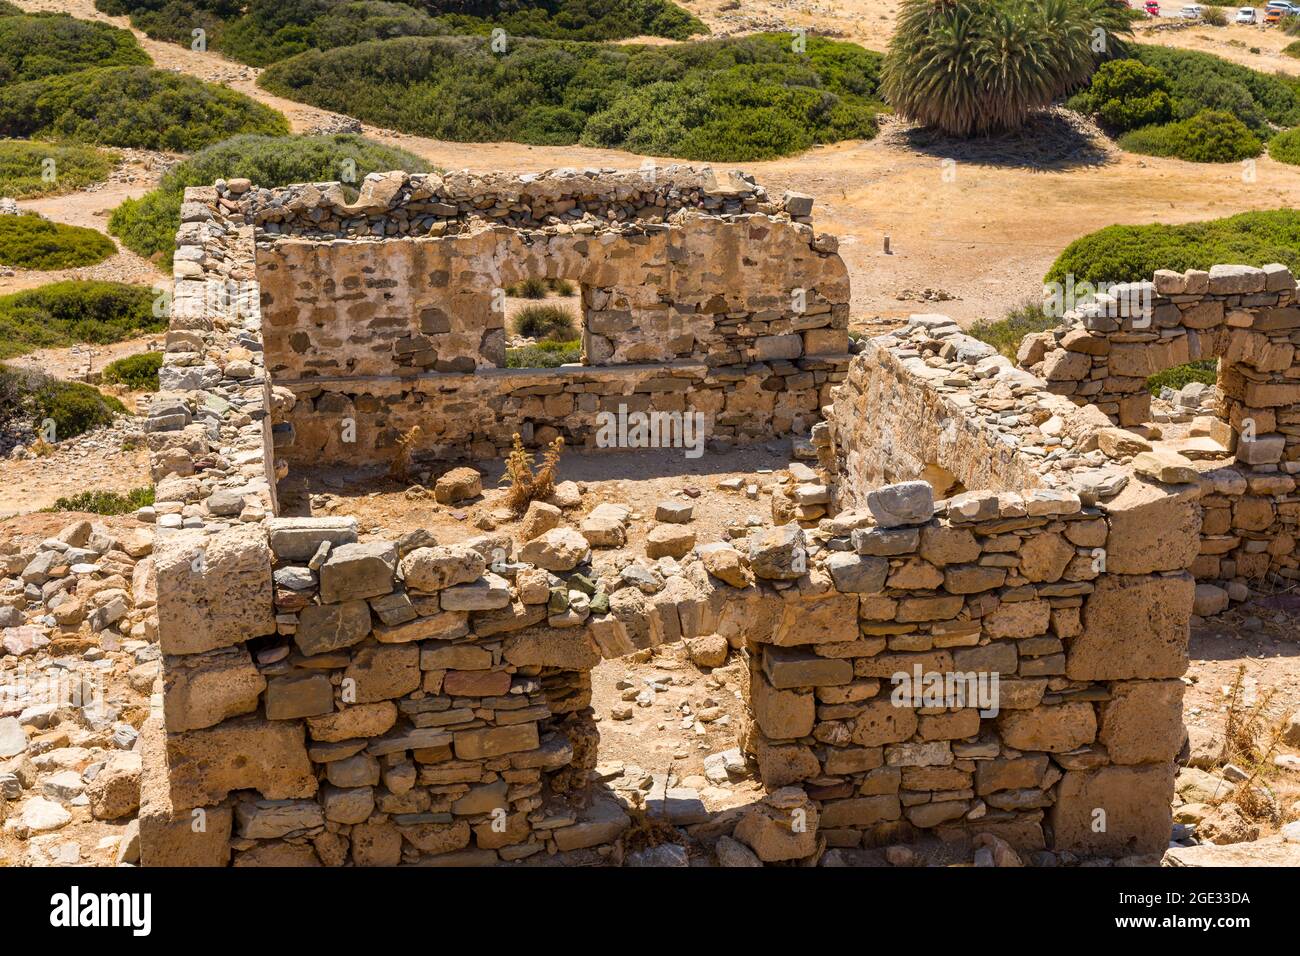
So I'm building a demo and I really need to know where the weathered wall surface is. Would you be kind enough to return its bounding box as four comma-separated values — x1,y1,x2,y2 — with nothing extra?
140,169,1203,866
259,218,849,378
250,168,850,465
1021,264,1300,599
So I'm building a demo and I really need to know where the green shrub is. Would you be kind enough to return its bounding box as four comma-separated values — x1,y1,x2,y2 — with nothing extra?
880,0,1131,137
1269,127,1300,165
549,278,575,297
1070,58,1173,132
0,13,148,83
0,281,161,358
509,277,550,300
1118,109,1262,162
513,304,577,341
47,486,154,515
1286,39,1300,60
97,0,705,65
1129,44,1300,134
506,338,582,368
0,365,126,440
0,66,289,151
1046,209,1300,285
109,133,431,262
0,214,116,270
0,2,23,15
969,301,1060,359
102,350,163,390
0,139,117,199
259,33,884,161
1148,360,1217,394
1201,5,1228,25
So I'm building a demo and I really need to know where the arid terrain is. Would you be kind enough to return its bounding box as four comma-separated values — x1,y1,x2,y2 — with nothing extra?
2,0,1300,870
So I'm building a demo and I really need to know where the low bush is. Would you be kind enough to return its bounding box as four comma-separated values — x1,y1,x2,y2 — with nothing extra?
513,305,577,341
0,66,289,151
102,350,163,390
0,214,116,270
1269,126,1300,165
0,139,117,199
509,277,550,300
1069,58,1172,133
0,365,126,441
969,301,1060,359
1129,44,1300,133
1118,109,1262,163
96,0,705,66
1286,39,1300,59
109,133,430,262
0,281,160,358
1148,360,1217,394
1201,5,1228,25
47,486,154,514
506,339,583,368
0,13,148,83
1046,209,1300,285
258,33,885,161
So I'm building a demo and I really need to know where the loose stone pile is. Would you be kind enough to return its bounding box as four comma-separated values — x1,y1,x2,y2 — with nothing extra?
0,518,157,865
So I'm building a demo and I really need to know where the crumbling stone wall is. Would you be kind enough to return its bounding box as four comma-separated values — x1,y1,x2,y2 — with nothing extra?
1021,264,1300,601
140,166,1206,865
243,167,850,465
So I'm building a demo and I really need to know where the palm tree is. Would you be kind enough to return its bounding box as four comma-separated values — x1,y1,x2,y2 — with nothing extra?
881,0,1131,137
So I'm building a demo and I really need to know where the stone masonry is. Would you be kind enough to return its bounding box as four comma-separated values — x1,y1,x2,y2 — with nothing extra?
138,166,1241,865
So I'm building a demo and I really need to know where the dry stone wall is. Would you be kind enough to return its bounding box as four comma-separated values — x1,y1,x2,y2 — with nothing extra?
1020,264,1300,600
139,166,1205,865
243,167,850,465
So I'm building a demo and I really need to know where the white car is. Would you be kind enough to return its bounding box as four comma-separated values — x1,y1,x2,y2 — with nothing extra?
1266,0,1300,13
1236,5,1257,21
1179,3,1205,16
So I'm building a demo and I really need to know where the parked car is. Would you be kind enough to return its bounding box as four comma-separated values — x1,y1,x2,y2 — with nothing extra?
1179,3,1204,16
1265,5,1284,20
1235,5,1257,21
1265,0,1300,15
1144,0,1161,14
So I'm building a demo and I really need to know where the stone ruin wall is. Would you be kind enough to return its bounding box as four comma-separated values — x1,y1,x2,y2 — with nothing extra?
1023,264,1300,603
134,167,1248,866
249,168,851,466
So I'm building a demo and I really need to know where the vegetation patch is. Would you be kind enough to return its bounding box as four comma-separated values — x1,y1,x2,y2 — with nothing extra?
0,214,116,270
0,65,288,151
0,365,126,441
1268,126,1300,165
1148,360,1217,395
0,139,118,199
102,350,164,391
969,301,1060,359
1046,209,1300,285
46,486,154,515
1117,109,1262,163
0,281,161,359
96,0,705,65
1070,43,1300,161
513,304,577,341
880,0,1130,137
258,33,885,161
109,133,432,262
0,13,148,83
506,339,583,368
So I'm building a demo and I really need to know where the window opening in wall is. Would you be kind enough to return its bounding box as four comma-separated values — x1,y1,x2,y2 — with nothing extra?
504,275,585,368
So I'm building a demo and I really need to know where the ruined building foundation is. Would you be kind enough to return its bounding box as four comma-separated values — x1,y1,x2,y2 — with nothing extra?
138,167,1300,865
